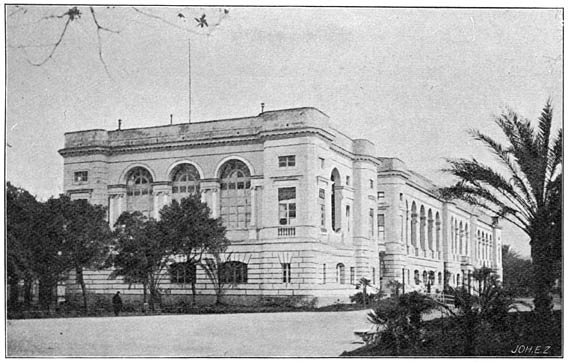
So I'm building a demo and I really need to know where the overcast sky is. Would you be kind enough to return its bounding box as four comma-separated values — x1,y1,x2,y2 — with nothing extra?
5,5,563,257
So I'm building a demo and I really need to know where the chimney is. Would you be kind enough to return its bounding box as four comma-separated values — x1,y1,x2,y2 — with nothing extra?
170,114,173,125
261,102,265,113
118,119,122,130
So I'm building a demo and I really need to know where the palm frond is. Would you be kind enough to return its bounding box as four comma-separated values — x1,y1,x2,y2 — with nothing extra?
444,158,534,222
469,129,537,212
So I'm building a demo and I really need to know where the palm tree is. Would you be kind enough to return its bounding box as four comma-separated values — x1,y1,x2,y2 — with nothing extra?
440,101,562,316
356,277,372,308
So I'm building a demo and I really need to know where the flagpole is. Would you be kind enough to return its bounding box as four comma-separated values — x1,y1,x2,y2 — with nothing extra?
188,37,192,123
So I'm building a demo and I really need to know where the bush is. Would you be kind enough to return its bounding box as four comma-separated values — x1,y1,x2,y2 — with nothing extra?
350,291,382,305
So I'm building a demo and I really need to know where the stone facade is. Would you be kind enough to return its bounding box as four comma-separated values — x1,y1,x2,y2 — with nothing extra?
59,107,502,305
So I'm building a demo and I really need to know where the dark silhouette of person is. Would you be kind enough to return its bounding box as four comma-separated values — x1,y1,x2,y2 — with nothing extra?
112,291,123,316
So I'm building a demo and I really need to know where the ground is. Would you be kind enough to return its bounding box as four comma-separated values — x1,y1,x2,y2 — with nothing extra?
7,310,371,357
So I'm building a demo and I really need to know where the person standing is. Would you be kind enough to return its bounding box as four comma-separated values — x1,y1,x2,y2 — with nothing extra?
112,291,123,316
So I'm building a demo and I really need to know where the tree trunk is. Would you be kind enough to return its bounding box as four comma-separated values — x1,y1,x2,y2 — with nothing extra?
8,277,20,310
24,275,33,308
143,281,148,311
76,266,88,314
532,237,554,316
38,276,54,312
191,281,197,306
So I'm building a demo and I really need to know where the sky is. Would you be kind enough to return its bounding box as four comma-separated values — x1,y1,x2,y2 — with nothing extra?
5,5,563,257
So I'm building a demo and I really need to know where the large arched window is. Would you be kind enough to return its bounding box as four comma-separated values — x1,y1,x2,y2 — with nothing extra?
171,163,201,202
336,263,345,284
331,168,342,232
219,160,251,229
126,167,153,216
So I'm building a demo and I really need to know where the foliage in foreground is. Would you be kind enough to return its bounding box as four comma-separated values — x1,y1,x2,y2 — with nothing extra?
439,101,562,315
342,310,561,356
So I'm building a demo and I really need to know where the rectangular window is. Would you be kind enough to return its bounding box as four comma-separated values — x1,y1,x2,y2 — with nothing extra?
369,209,374,237
282,263,291,283
74,171,88,183
346,205,351,232
278,155,296,168
378,214,385,240
319,157,325,169
323,264,326,284
319,188,326,228
278,187,297,225
350,267,355,285
372,267,376,285
346,176,350,185
370,179,374,189
377,191,385,202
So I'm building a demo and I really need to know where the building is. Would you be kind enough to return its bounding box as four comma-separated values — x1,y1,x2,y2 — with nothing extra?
59,107,503,305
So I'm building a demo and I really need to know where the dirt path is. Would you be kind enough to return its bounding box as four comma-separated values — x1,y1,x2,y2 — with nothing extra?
7,310,371,357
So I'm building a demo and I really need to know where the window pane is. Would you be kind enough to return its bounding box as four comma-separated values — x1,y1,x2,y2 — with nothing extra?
278,187,296,201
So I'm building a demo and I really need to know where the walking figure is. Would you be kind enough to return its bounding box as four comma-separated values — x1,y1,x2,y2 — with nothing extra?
112,291,123,316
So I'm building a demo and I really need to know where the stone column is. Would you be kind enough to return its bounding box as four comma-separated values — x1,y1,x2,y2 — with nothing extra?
108,185,127,229
152,182,172,220
200,179,221,218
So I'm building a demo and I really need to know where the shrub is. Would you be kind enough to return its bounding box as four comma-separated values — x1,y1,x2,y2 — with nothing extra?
350,291,381,305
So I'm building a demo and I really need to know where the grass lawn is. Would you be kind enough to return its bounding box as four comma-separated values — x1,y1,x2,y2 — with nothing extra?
342,310,562,357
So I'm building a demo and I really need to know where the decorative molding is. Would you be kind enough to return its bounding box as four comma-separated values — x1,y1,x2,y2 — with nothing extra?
66,188,93,195
270,175,303,182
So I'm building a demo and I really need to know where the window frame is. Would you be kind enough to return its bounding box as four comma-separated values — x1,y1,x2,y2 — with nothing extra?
278,187,297,226
73,170,89,184
377,213,385,240
278,155,296,168
169,262,197,284
282,263,292,283
220,261,248,284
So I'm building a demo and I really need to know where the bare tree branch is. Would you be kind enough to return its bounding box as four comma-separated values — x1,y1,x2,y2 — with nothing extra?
89,7,120,78
27,16,72,67
131,7,228,36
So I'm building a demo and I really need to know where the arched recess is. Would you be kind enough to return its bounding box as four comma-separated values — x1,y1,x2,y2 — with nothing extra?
459,221,464,255
419,205,426,250
336,263,345,284
218,159,252,229
405,201,410,245
435,212,441,256
427,209,434,252
464,224,469,256
169,163,201,202
214,155,255,179
330,168,342,232
125,166,154,217
410,202,417,247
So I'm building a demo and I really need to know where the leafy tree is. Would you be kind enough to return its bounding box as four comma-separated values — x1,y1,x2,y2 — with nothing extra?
109,212,173,311
200,244,231,305
45,196,112,313
501,245,533,297
159,195,229,305
440,101,562,316
6,182,42,308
